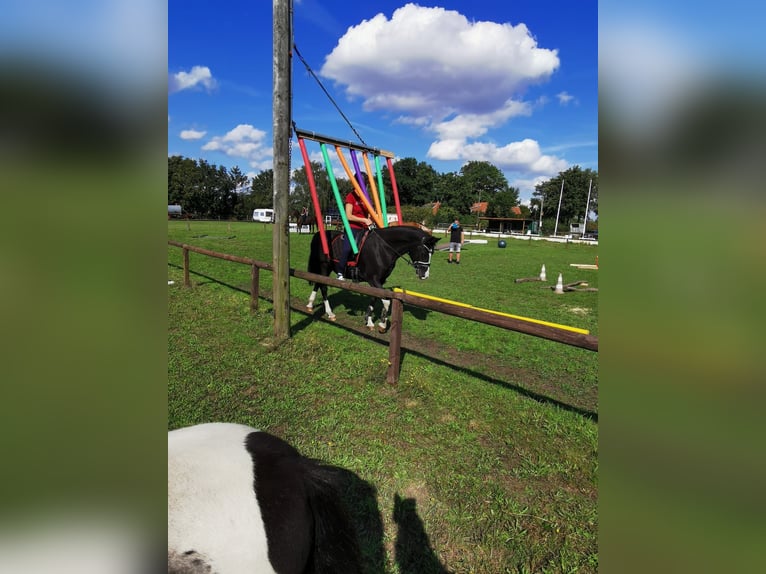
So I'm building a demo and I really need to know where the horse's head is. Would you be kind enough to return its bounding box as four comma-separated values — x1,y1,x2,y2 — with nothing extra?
409,234,438,279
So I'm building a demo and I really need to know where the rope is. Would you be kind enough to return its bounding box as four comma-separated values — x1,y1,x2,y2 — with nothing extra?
293,43,368,147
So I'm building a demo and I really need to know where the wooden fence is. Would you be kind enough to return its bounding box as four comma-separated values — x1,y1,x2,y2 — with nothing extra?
168,240,598,384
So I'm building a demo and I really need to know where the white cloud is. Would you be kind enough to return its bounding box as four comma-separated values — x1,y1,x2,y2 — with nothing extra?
320,4,559,120
319,4,566,190
180,129,206,140
556,91,575,105
202,124,272,170
169,65,217,93
431,100,532,141
510,175,551,205
428,137,567,175
221,124,265,142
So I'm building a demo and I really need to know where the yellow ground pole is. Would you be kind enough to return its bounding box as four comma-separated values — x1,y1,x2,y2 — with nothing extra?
393,288,590,335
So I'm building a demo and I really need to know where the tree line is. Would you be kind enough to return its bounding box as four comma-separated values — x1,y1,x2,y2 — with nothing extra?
168,154,598,233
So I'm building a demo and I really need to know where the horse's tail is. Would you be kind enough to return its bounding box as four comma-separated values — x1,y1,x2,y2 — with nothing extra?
308,231,335,280
308,232,323,279
301,460,364,573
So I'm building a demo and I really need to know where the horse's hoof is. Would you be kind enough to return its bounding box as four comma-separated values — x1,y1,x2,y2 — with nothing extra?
377,326,387,334
327,315,336,322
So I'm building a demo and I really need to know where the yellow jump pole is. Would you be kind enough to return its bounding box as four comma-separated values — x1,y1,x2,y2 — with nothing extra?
393,288,590,335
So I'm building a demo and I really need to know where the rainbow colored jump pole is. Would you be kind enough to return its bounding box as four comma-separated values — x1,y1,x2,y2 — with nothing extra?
292,125,399,228
296,136,329,255
335,146,383,228
320,143,359,254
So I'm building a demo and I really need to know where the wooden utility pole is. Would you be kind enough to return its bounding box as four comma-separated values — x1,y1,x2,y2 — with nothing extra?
272,0,291,340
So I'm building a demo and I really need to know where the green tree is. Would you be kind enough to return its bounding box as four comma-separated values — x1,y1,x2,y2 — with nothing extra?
532,166,598,235
291,161,337,218
167,155,241,219
250,169,273,210
230,166,251,220
207,163,238,219
460,161,509,207
486,187,521,217
434,171,472,216
168,155,202,211
232,169,273,220
387,157,438,206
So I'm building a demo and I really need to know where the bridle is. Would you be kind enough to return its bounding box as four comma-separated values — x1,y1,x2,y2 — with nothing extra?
408,244,434,275
370,228,434,275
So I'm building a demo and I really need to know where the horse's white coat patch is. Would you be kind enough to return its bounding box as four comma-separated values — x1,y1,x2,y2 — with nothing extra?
168,423,277,574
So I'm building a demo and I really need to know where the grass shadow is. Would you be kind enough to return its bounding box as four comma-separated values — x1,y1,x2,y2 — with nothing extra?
393,494,452,574
167,263,246,292
169,263,596,421
400,347,598,421
327,466,387,574
290,301,597,420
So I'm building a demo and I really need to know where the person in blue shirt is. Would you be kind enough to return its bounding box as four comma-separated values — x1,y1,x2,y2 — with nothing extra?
448,219,464,264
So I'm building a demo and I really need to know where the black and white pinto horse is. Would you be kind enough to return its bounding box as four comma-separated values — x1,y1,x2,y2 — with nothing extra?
168,422,363,574
306,225,438,332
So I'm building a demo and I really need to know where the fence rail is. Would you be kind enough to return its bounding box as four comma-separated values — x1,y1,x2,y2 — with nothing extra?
168,240,597,384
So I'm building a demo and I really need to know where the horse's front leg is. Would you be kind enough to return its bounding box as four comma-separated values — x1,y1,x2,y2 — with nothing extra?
377,297,391,333
364,296,376,330
307,282,335,321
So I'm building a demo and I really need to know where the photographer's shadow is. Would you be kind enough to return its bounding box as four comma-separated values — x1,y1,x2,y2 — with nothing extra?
393,493,452,574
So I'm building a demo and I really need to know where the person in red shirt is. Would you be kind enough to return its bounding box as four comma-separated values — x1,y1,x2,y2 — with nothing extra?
337,191,372,280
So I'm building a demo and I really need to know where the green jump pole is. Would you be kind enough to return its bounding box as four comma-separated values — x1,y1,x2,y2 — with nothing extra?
374,155,389,226
320,143,359,254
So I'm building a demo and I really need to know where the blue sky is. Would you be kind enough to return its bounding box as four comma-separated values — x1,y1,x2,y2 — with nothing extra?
169,1,598,205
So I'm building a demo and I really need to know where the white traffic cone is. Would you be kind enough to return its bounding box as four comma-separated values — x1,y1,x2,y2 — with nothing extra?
554,273,564,294
539,264,547,281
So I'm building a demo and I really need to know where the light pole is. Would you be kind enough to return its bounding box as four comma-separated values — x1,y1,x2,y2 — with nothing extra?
553,179,564,237
583,178,592,234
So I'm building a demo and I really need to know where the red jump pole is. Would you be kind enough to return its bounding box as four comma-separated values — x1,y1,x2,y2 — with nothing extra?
386,156,403,225
296,136,329,256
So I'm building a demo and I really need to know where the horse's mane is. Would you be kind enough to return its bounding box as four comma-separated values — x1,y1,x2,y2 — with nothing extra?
389,221,432,234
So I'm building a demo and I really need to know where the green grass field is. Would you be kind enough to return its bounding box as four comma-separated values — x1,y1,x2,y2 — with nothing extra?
168,220,598,573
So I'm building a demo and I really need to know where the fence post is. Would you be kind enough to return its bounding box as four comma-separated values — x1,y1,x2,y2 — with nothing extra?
250,264,259,312
183,247,190,287
387,298,404,385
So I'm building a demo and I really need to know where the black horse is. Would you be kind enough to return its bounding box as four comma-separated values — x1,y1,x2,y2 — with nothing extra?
306,225,438,331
